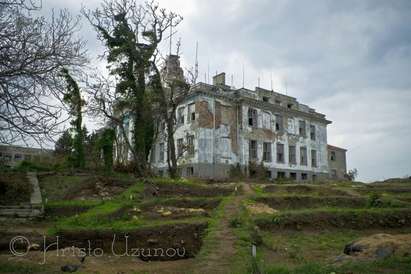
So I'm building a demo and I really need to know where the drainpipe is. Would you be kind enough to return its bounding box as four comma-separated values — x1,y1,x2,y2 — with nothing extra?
213,97,216,179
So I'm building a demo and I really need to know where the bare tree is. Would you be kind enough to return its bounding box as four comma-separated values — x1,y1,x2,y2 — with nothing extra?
82,0,181,176
0,1,87,145
149,47,193,178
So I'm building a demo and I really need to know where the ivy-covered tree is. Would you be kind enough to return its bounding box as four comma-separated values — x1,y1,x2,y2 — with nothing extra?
61,68,85,169
98,128,115,173
55,129,73,156
83,0,181,176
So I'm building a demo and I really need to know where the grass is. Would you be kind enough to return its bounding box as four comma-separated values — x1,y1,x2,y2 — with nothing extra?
39,174,92,201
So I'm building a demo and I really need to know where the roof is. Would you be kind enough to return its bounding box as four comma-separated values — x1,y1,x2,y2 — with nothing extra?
327,144,347,152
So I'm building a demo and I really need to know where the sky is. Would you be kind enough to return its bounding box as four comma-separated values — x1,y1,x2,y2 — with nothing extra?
37,0,411,182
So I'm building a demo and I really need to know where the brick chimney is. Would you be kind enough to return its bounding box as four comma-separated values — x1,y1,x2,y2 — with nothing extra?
212,72,226,86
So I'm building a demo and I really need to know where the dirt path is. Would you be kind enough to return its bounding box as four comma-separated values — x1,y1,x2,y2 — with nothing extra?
193,183,253,274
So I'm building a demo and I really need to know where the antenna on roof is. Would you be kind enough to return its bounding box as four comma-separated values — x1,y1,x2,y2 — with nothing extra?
194,41,198,84
242,64,245,88
169,18,173,56
270,72,273,91
285,78,288,96
207,62,210,84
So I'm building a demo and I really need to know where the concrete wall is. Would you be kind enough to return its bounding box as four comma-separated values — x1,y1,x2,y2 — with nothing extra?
327,145,347,180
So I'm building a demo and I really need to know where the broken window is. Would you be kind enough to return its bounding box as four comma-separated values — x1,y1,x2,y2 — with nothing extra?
287,103,293,109
262,96,269,102
249,140,257,161
159,143,164,162
14,154,22,160
276,143,284,163
310,125,316,141
330,151,336,161
187,135,195,156
262,111,271,129
177,138,184,157
263,142,272,162
277,171,285,179
248,107,258,127
311,149,317,167
299,120,306,137
275,114,283,131
188,103,195,123
290,172,297,180
177,107,185,125
300,146,307,166
301,173,308,180
187,166,194,176
289,145,296,164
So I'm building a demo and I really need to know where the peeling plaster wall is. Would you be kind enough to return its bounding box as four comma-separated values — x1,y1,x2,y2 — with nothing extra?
150,89,331,180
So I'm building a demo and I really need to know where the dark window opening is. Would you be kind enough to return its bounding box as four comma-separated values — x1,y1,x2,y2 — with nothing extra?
300,147,307,166
248,108,258,127
277,171,286,179
276,143,284,163
249,140,257,160
187,135,195,156
266,170,272,178
263,96,269,102
187,166,194,176
275,114,283,131
330,151,336,161
310,125,316,141
287,103,293,109
290,172,297,180
301,173,308,180
289,145,296,164
311,149,317,168
299,120,306,137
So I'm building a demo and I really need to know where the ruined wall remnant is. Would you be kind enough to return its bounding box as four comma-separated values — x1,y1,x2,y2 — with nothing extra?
196,100,214,128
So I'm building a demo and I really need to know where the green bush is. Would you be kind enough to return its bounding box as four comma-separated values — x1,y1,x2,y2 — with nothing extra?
0,172,33,204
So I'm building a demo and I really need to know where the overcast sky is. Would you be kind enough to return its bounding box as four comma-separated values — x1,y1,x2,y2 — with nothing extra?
39,0,411,182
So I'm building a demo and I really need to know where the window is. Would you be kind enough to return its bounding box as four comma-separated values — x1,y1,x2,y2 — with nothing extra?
187,135,195,156
330,151,336,161
187,166,194,176
276,143,284,163
301,173,308,180
299,120,306,137
249,140,257,161
312,174,317,181
262,111,271,129
287,103,293,109
263,142,272,162
277,171,285,179
159,143,164,162
263,96,269,102
14,154,23,160
177,138,184,156
311,149,317,167
290,172,297,180
248,108,257,127
310,125,316,141
289,145,296,164
275,114,283,131
188,103,195,122
266,170,272,178
300,146,307,166
177,107,185,125
4,154,12,161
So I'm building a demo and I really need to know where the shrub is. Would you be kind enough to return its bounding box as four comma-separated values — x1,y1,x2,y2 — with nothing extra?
0,172,33,204
367,192,383,207
229,163,245,180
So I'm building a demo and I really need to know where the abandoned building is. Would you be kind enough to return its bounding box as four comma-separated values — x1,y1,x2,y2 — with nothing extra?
116,55,347,181
0,145,53,167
